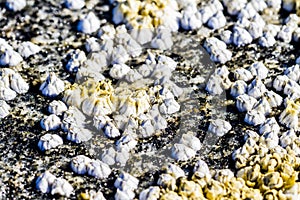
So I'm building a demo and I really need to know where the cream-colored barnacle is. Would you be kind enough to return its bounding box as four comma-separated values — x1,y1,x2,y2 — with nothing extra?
248,155,261,167
214,169,234,184
237,164,261,188
157,173,177,191
263,189,280,200
279,162,297,189
160,191,182,200
261,153,281,172
177,178,204,198
234,154,248,169
63,83,83,108
241,187,263,200
204,179,227,199
225,177,246,199
260,172,283,191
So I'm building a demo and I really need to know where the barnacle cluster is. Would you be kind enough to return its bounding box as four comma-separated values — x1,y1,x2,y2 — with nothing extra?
112,0,179,30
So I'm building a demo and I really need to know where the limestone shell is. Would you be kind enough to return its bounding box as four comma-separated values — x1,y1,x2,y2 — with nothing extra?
38,134,63,151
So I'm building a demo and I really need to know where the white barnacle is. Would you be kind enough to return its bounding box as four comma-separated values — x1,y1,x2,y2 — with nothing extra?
230,80,247,98
38,133,63,151
87,159,112,179
0,100,10,118
238,3,257,19
40,73,65,97
180,4,202,30
85,37,101,53
277,25,293,43
247,78,267,99
279,99,300,130
130,28,153,46
236,94,257,112
48,100,68,115
210,48,232,64
109,63,131,79
250,0,267,12
208,119,232,137
65,49,87,73
207,11,226,30
157,173,176,191
283,79,300,96
70,155,92,175
252,23,266,40
244,110,266,126
104,121,121,139
77,12,100,34
9,72,29,94
159,97,180,115
0,83,16,101
114,172,139,192
206,74,224,95
0,48,23,66
116,134,137,152
115,189,135,200
171,143,196,161
273,75,289,91
18,41,41,58
233,68,253,81
232,26,253,47
50,178,73,197
40,114,61,131
98,24,116,40
150,28,173,50
259,117,280,135
64,0,85,10
259,32,276,47
264,90,283,108
138,118,155,138
261,131,279,149
36,171,56,194
224,0,247,15
66,124,93,143
5,0,26,11
248,62,268,79
162,163,185,179
252,97,271,116
219,30,232,44
193,159,211,179
280,129,296,148
179,133,201,152
111,45,129,64
139,186,160,200
285,64,300,82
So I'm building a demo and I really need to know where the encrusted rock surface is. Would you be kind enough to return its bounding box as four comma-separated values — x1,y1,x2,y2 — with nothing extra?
2,0,300,199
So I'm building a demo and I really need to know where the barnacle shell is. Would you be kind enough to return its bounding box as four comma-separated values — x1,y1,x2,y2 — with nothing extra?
70,155,92,175
77,12,100,34
157,173,176,191
0,100,10,118
50,178,74,197
6,0,26,11
40,114,61,131
40,73,65,97
204,179,227,199
114,172,139,192
36,171,56,194
18,41,41,58
139,186,160,200
208,119,231,137
260,172,283,191
48,100,68,115
38,134,63,151
177,178,204,198
87,160,112,179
